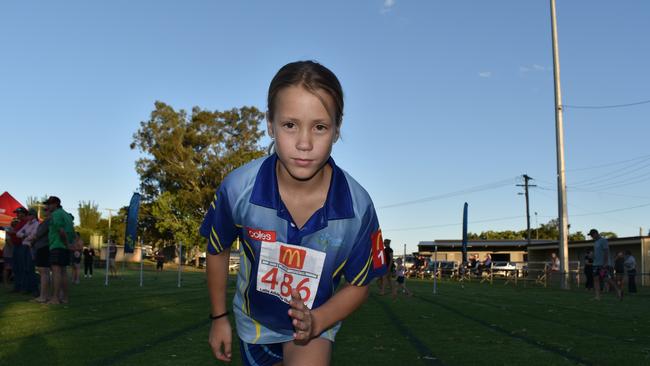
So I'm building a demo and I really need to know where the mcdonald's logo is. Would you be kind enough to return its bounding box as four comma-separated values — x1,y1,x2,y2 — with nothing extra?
279,245,306,269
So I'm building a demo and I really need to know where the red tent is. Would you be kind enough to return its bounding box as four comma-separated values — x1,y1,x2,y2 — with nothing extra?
0,191,25,227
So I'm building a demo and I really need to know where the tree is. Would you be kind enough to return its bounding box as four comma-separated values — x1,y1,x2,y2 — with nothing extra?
78,201,101,230
130,102,266,251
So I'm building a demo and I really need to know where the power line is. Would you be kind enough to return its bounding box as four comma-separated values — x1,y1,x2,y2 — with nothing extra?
570,202,650,217
569,159,650,187
566,153,650,173
563,98,650,110
383,215,523,232
376,177,517,210
571,170,650,191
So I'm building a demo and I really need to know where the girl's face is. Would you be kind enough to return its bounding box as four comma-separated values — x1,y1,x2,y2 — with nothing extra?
268,85,339,182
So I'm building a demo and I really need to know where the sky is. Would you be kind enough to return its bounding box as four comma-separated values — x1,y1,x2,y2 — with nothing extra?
1,0,649,254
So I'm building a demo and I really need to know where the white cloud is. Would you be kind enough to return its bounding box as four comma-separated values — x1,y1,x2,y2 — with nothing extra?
479,71,492,78
519,64,546,75
381,0,396,14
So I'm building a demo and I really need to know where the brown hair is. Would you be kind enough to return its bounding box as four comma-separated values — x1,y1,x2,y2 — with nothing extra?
267,60,344,127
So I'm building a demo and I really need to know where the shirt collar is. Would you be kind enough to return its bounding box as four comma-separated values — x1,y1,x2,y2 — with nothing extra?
250,153,354,220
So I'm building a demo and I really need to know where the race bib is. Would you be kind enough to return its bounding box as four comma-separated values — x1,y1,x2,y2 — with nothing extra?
256,241,326,309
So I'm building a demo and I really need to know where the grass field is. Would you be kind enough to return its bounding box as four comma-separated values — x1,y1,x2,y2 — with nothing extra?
1,264,648,365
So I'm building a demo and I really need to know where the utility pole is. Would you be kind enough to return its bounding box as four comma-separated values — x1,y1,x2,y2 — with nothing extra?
517,174,536,247
550,0,570,289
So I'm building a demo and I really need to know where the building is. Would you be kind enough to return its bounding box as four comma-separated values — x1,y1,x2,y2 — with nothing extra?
418,236,649,286
417,239,554,263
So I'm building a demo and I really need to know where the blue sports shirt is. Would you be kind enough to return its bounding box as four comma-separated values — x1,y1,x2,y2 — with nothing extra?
200,153,387,344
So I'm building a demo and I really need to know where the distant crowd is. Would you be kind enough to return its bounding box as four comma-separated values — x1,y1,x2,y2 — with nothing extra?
1,196,99,304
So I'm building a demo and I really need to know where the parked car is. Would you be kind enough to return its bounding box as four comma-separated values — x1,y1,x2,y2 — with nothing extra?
491,261,517,276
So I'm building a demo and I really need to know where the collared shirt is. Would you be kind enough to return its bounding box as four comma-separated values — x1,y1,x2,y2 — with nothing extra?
17,218,39,247
593,237,610,266
48,208,75,250
200,154,387,344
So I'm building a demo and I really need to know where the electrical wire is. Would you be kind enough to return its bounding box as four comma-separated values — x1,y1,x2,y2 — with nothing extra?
563,98,650,110
383,215,523,232
376,177,518,210
569,159,650,187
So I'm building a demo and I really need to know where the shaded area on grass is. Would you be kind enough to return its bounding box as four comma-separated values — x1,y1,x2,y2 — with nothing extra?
371,295,444,365
415,294,592,365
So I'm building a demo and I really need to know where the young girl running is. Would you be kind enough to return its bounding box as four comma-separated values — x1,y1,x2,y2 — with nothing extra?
201,60,387,365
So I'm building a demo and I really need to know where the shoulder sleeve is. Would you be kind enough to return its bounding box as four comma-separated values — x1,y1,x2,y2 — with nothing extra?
343,204,388,286
199,182,238,255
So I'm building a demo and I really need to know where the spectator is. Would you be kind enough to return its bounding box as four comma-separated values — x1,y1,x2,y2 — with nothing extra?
379,239,394,295
17,208,40,295
624,250,637,294
9,207,30,293
479,253,492,275
45,196,75,305
70,232,83,284
392,257,412,299
155,251,165,272
2,219,18,287
108,241,118,278
583,250,594,290
614,251,625,297
83,244,95,278
31,207,51,303
588,229,621,301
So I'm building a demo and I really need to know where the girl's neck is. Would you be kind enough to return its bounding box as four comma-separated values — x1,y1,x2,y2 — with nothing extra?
276,160,332,197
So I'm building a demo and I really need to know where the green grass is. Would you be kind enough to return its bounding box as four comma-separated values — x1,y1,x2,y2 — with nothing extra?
1,265,648,365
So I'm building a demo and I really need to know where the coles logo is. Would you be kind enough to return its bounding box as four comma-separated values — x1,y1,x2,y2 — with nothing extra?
247,227,276,242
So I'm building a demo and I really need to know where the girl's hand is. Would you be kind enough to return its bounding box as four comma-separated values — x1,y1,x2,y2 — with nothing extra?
288,289,313,342
208,317,232,362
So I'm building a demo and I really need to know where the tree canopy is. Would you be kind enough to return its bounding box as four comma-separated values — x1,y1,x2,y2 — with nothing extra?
130,101,266,249
467,219,617,242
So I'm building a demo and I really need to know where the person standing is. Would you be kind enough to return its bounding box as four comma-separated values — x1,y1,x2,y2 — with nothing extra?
17,208,40,295
392,257,412,299
583,250,594,290
83,245,95,278
31,208,51,302
624,250,637,294
379,239,394,295
9,207,29,292
108,241,118,278
70,232,83,284
45,196,74,305
588,229,621,300
614,251,625,297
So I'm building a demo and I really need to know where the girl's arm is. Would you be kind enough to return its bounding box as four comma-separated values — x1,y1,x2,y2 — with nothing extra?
207,248,232,362
289,283,369,342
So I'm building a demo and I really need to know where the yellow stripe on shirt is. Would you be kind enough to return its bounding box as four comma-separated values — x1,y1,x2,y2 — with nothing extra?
351,255,372,285
211,227,223,252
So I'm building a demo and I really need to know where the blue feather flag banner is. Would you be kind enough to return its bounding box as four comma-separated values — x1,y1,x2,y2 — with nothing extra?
124,193,141,254
462,202,468,263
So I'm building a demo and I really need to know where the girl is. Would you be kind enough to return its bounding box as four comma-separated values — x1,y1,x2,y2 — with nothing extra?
392,257,412,299
202,61,387,365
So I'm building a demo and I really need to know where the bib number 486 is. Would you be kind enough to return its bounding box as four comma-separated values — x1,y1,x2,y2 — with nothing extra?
260,267,311,302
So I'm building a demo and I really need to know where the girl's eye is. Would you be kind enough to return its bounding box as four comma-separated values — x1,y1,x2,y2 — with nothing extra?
315,124,328,132
283,122,295,129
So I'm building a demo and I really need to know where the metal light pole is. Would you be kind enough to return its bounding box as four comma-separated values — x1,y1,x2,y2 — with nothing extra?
550,0,570,289
104,208,116,286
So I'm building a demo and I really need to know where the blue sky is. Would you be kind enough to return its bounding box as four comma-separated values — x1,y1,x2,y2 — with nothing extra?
1,0,649,253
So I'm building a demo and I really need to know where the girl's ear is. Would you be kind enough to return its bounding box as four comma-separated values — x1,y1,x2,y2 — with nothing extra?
333,127,340,143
